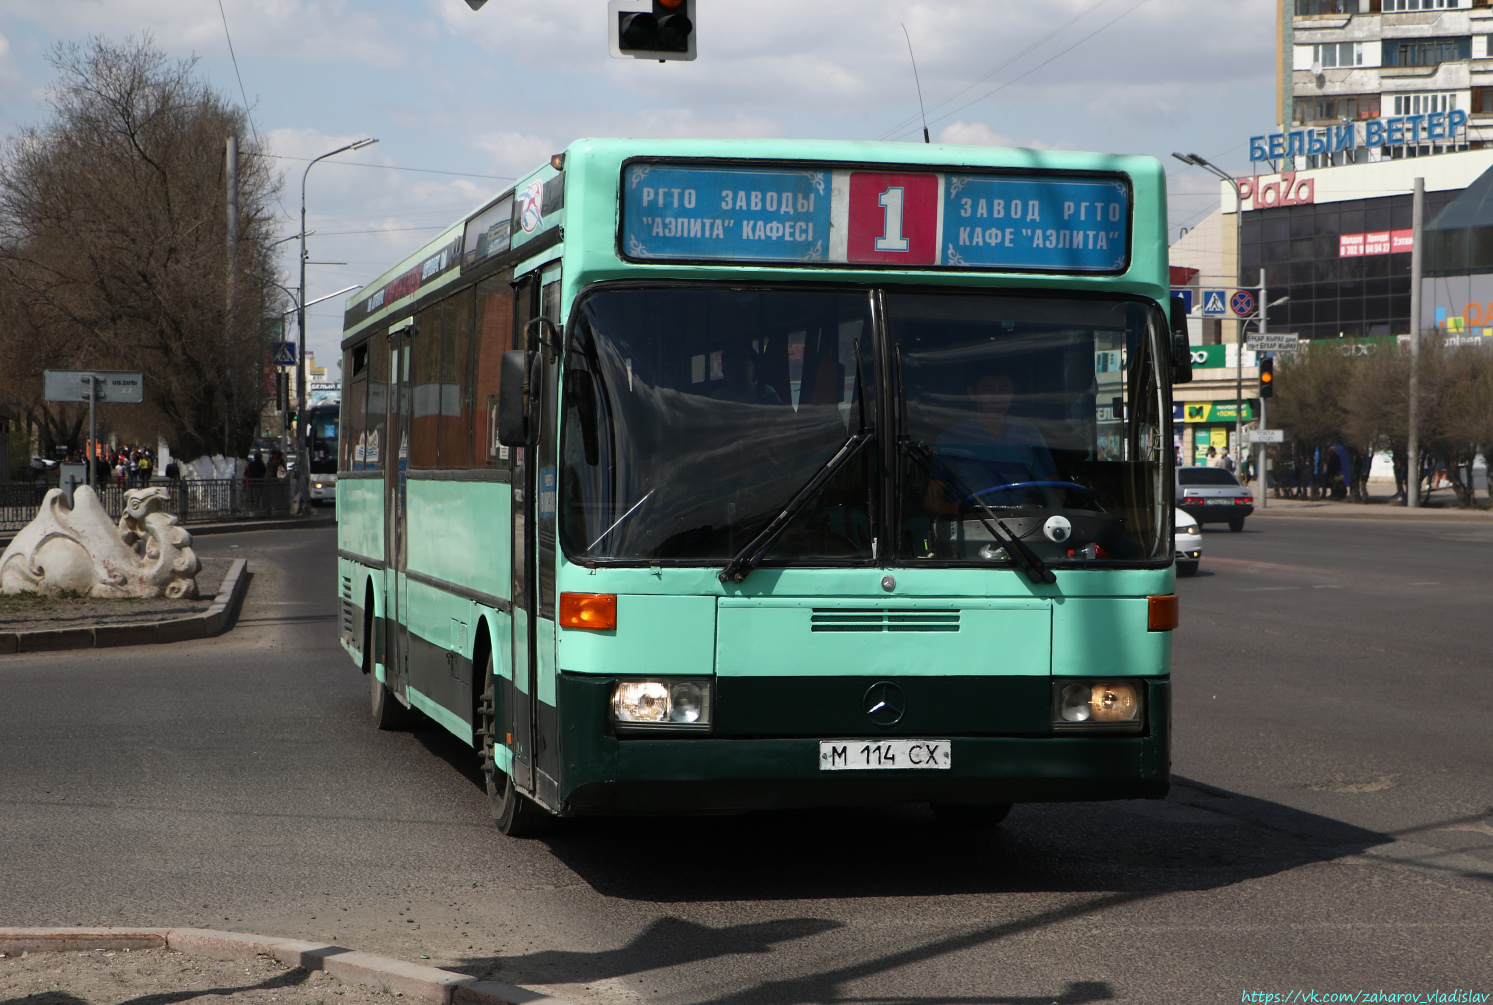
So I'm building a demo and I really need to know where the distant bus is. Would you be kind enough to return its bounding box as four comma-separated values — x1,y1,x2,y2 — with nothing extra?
336,138,1190,835
306,399,339,504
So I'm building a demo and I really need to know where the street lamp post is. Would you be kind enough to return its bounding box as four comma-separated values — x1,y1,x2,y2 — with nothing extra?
297,137,377,511
1173,152,1246,472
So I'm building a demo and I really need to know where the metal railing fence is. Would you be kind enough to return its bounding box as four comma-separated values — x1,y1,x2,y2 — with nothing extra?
0,478,294,532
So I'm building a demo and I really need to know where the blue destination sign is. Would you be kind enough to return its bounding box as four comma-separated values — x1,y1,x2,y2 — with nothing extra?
619,161,1134,273
1250,111,1468,163
622,164,830,262
943,174,1129,272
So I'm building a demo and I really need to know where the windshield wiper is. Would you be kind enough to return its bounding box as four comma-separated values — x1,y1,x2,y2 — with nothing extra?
892,349,1054,586
718,433,872,584
720,341,872,585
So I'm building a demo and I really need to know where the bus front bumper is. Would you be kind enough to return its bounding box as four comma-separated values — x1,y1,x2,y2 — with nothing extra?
557,677,1170,815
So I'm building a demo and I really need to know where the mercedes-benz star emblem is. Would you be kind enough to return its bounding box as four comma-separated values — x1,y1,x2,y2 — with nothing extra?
863,681,906,727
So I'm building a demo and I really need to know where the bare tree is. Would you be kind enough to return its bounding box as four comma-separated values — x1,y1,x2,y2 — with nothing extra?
1270,340,1360,498
0,36,285,460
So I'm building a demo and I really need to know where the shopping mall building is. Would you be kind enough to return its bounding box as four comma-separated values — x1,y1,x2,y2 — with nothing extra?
1168,0,1493,466
1169,148,1493,466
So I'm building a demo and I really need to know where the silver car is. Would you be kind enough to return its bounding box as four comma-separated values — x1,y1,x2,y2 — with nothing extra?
1177,466,1254,532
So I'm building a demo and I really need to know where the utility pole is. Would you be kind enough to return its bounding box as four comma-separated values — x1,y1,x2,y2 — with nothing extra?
1407,177,1424,508
226,135,239,459
1257,267,1267,509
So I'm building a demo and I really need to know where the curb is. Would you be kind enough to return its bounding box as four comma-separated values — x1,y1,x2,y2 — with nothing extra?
1250,506,1493,523
0,927,573,1005
0,558,249,656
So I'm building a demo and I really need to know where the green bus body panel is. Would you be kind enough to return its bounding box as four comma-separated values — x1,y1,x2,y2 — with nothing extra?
537,618,558,706
555,562,1173,600
337,478,383,564
406,577,473,662
1052,597,1172,677
406,480,511,605
407,683,473,742
715,597,1051,678
557,595,717,677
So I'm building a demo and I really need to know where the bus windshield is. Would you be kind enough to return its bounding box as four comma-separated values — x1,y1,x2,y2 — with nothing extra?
308,407,339,474
560,285,1167,568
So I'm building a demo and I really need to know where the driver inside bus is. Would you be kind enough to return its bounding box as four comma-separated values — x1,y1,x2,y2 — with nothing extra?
924,362,1055,517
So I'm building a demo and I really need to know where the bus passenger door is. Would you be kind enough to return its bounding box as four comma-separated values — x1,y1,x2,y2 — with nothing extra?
385,326,413,700
508,275,539,793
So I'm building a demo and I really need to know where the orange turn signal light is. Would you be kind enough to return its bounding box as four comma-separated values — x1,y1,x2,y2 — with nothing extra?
1147,594,1178,632
560,592,617,630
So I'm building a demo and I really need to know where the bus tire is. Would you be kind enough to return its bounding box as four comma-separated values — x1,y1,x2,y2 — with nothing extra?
478,651,548,837
930,802,1013,829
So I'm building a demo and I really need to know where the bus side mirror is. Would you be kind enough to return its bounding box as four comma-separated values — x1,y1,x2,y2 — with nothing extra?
498,350,539,447
1170,297,1193,385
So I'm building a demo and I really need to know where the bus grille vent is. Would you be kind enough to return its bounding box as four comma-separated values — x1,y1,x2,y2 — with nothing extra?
810,608,960,633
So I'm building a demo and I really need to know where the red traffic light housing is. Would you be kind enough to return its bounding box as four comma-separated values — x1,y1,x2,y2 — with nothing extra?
609,0,696,61
1259,356,1274,398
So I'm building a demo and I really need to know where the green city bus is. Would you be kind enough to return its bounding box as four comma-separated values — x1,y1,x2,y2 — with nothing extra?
336,138,1191,834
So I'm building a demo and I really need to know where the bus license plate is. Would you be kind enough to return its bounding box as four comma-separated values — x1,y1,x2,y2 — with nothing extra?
819,740,951,771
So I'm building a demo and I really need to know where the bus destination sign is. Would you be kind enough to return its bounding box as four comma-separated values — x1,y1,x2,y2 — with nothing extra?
624,164,831,263
621,161,1131,273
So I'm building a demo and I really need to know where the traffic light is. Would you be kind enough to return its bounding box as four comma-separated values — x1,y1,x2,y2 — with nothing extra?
609,0,696,61
1259,356,1274,398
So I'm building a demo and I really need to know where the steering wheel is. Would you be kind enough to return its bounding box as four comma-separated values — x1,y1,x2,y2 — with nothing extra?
962,480,1097,506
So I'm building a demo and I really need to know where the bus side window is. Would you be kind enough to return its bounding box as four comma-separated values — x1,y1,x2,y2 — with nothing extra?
342,345,368,471
440,287,475,469
364,336,388,470
410,306,441,469
474,275,516,466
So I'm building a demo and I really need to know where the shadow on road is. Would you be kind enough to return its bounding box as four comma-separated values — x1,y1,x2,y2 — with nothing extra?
435,775,1387,1003
533,775,1383,903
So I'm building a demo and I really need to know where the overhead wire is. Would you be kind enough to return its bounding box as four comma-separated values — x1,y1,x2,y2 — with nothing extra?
876,0,1117,142
884,0,1156,143
250,152,515,181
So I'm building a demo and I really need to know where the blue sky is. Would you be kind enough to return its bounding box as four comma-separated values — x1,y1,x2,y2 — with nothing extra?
0,0,1275,371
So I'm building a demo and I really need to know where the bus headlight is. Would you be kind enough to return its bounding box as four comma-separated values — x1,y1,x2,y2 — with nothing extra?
1053,681,1143,732
611,679,712,730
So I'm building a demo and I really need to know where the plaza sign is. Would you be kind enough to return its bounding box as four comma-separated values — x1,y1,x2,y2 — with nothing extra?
1250,111,1468,164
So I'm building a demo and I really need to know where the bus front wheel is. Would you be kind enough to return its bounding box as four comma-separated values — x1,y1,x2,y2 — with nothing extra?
479,652,548,837
930,802,1013,829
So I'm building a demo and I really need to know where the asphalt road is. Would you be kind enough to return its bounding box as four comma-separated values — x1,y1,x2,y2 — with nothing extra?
1,519,1490,1004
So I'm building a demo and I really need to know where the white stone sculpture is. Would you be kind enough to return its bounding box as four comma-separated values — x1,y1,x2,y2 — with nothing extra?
0,485,201,598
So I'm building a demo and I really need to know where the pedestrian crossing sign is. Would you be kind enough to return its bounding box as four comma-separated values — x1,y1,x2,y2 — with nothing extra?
1201,289,1228,317
273,341,297,366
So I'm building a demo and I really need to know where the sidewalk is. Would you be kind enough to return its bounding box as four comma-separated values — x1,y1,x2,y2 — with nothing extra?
0,928,571,1005
1245,486,1493,522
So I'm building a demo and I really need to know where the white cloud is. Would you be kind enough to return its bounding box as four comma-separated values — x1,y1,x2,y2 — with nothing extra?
472,131,562,182
937,121,1071,151
3,0,1280,388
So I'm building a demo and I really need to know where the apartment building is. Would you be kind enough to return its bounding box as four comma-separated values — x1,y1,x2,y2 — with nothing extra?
1279,0,1493,164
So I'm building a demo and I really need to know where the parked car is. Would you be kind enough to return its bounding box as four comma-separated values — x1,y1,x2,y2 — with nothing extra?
1177,466,1254,531
1175,508,1201,576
